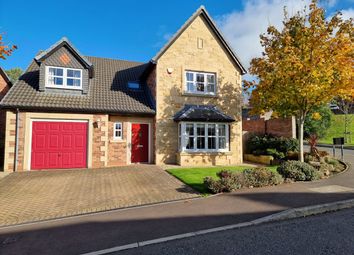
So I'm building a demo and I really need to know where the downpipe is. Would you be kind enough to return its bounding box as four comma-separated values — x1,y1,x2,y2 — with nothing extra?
14,108,19,172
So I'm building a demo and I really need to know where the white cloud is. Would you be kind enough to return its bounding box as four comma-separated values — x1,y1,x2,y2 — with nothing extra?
217,0,312,73
217,0,353,75
341,8,354,20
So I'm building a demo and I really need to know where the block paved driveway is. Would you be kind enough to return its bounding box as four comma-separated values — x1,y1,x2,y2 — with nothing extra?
0,165,199,227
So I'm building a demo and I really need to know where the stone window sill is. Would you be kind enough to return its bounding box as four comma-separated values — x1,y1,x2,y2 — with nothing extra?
178,151,232,156
181,92,218,98
110,139,125,143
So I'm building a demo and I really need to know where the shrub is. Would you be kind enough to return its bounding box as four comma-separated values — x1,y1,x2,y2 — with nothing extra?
243,167,283,187
325,157,339,166
246,134,299,156
277,161,320,181
204,168,283,193
265,148,285,159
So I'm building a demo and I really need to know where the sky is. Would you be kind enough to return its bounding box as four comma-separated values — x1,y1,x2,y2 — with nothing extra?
0,0,353,73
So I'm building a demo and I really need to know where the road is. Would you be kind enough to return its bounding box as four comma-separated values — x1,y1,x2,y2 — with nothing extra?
119,207,354,255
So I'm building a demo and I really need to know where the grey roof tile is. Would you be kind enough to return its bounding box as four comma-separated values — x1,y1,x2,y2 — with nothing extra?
0,56,155,115
174,104,234,122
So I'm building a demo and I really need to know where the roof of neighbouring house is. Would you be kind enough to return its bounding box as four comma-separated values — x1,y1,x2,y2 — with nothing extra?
151,5,247,74
173,104,235,122
0,67,12,86
0,56,155,115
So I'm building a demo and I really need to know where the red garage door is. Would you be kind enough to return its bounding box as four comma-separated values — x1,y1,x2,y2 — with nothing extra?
31,121,88,170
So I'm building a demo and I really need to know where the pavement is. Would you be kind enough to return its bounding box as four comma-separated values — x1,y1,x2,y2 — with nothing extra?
117,207,354,255
0,165,198,226
0,147,353,255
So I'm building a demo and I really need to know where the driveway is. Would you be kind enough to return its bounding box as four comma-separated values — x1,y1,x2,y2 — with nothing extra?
0,165,198,227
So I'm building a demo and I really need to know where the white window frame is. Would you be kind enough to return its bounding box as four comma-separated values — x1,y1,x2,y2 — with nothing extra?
185,71,216,95
179,122,229,152
113,122,123,140
45,66,83,90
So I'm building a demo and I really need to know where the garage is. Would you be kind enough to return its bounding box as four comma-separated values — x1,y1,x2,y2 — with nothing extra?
31,121,88,170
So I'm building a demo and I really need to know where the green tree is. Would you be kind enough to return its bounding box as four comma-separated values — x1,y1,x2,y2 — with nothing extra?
304,105,332,138
5,67,23,84
244,1,353,162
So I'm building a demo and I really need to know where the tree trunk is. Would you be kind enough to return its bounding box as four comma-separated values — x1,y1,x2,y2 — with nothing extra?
297,116,305,162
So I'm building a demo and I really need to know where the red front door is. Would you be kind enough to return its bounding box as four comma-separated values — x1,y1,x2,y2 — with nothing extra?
131,123,149,163
31,121,88,170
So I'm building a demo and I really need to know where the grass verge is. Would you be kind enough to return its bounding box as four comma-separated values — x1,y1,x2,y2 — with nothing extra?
167,165,278,194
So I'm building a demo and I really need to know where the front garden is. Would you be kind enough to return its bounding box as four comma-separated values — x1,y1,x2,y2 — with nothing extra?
168,134,346,194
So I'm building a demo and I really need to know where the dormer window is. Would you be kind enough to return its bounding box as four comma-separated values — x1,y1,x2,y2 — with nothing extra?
46,66,82,89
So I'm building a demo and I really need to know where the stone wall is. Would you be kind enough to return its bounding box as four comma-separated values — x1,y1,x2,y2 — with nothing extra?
154,15,243,165
107,116,128,166
92,114,108,168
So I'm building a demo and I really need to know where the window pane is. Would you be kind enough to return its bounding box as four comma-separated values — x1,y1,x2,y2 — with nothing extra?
186,137,194,149
218,124,226,136
54,77,63,85
186,72,193,81
207,74,215,83
208,124,216,136
219,137,226,149
187,82,194,92
186,124,194,135
197,137,205,149
67,69,74,77
49,68,63,76
197,124,205,135
196,83,204,92
67,70,81,78
196,74,204,82
67,79,80,87
208,137,216,149
207,83,215,93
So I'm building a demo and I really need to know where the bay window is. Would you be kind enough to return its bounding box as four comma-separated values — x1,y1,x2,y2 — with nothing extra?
179,122,229,152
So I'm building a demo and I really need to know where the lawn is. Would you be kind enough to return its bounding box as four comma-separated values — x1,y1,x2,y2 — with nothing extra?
167,165,278,194
319,114,354,145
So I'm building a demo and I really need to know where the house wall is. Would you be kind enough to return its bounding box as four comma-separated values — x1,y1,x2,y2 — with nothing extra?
155,15,243,166
0,74,11,169
2,112,154,172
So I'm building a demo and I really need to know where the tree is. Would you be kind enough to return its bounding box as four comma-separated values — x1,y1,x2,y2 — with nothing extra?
0,33,17,60
333,87,354,143
5,67,23,84
304,104,332,138
244,0,353,162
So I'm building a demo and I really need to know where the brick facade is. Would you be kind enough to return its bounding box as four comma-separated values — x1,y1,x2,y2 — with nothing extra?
0,72,10,169
242,117,296,138
153,15,243,166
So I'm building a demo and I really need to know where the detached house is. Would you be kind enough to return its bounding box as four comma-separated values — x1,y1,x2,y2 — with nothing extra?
0,6,246,172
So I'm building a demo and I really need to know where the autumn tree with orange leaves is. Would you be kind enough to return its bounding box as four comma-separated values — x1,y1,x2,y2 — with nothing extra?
244,0,353,162
0,33,17,60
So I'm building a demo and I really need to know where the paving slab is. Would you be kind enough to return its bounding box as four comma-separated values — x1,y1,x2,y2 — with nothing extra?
0,165,199,227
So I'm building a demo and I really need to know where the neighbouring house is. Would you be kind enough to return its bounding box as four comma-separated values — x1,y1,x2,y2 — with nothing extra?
0,68,12,169
0,6,246,172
